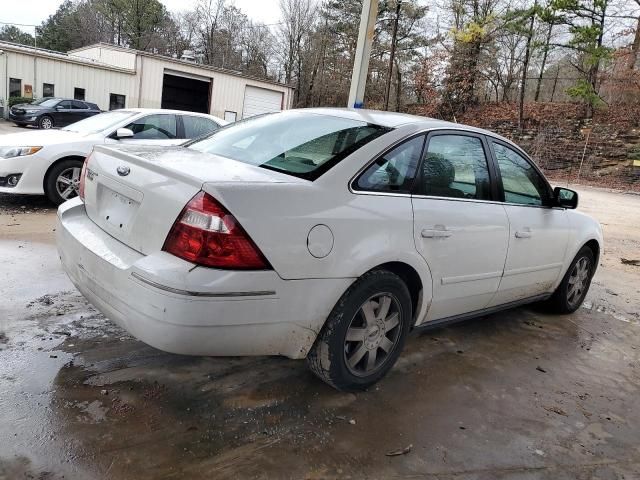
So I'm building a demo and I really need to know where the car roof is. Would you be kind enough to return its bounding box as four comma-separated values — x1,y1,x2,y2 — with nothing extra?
301,108,513,144
123,108,217,117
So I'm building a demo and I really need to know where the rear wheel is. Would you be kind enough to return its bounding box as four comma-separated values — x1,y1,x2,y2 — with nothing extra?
307,270,412,391
38,115,54,130
547,246,595,314
44,159,83,205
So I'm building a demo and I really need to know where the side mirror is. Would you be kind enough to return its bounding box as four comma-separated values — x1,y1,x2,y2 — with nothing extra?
115,128,134,139
55,106,64,111
554,187,578,209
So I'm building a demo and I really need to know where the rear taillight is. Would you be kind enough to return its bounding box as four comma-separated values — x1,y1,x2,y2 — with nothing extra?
78,154,91,201
163,191,270,270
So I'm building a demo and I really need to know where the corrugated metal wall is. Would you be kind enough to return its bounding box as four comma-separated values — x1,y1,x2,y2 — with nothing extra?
0,49,136,112
0,43,294,119
137,56,293,120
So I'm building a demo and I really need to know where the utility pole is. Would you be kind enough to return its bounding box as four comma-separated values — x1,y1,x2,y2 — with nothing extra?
348,0,379,108
384,0,401,111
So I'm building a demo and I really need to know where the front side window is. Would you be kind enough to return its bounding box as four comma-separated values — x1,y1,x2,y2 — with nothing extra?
58,100,72,109
9,78,21,97
109,94,126,111
493,142,549,206
189,111,391,180
355,135,424,193
71,100,87,109
125,114,177,140
43,83,55,98
415,134,491,200
182,115,219,139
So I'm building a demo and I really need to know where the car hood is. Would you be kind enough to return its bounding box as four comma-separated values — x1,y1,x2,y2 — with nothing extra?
12,103,44,111
0,129,91,147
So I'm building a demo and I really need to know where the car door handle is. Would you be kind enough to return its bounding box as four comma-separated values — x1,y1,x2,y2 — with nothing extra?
421,228,452,239
515,229,532,239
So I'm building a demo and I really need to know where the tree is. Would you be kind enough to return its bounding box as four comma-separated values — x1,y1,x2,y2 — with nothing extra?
0,25,35,46
552,0,612,115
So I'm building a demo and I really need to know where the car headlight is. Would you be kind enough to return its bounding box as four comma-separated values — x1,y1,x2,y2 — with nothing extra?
24,109,39,114
0,146,43,158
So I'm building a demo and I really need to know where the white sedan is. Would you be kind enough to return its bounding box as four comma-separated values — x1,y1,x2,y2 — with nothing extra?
57,109,602,391
0,108,226,204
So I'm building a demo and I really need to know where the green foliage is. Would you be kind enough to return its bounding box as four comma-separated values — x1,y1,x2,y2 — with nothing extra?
8,97,35,107
566,79,603,107
0,25,35,46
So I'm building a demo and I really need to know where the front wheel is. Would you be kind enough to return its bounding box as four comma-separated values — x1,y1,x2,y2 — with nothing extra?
546,246,595,314
38,115,54,129
307,270,412,391
44,159,84,205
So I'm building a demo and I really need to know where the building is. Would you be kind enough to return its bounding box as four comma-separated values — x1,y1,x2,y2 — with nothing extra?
0,41,294,121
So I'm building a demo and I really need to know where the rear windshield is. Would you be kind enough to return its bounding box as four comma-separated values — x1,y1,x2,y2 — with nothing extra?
188,111,391,180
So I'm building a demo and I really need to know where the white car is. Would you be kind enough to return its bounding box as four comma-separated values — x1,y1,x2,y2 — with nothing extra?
57,109,602,391
0,108,226,204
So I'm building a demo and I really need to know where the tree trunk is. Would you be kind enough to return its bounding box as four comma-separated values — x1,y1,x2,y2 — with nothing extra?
395,59,401,112
518,1,536,130
534,22,553,101
629,15,640,70
384,0,402,111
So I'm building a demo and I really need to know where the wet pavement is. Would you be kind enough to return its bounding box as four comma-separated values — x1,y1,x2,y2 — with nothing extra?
1,187,639,479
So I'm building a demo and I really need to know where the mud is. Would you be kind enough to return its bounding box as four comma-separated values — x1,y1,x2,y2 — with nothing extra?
1,186,640,479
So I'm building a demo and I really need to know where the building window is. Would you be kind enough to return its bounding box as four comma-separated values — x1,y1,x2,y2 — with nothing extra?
74,88,85,101
43,83,55,98
109,94,126,111
224,111,237,122
9,78,21,98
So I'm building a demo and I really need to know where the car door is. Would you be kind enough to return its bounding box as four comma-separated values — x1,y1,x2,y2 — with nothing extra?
53,100,74,125
411,131,510,321
487,140,569,306
71,100,91,122
118,114,183,146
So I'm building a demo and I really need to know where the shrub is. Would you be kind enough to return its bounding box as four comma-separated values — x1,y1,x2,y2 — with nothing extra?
8,96,36,108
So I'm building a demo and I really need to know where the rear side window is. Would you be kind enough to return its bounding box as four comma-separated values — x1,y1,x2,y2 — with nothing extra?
415,134,491,200
126,114,177,140
493,142,549,206
355,135,424,193
182,115,219,139
189,111,391,180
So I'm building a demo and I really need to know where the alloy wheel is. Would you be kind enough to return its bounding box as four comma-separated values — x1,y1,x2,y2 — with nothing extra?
567,256,591,308
344,293,403,377
55,167,82,201
40,117,53,129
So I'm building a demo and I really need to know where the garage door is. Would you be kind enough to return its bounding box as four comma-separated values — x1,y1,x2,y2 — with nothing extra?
161,73,211,114
242,86,283,118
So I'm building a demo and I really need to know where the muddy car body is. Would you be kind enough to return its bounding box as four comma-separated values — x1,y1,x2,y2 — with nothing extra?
57,108,603,390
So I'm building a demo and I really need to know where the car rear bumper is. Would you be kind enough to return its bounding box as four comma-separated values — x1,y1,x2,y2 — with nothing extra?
57,198,351,359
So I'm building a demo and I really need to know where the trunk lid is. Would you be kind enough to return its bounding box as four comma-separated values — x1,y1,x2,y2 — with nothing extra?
84,145,300,255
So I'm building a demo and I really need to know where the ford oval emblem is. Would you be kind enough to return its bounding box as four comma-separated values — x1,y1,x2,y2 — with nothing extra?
116,165,130,177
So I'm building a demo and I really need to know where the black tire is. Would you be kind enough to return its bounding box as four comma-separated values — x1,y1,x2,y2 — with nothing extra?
44,159,84,205
38,115,54,129
307,270,412,391
546,246,595,314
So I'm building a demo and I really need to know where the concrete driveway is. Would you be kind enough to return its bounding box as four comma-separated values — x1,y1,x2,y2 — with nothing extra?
0,186,639,479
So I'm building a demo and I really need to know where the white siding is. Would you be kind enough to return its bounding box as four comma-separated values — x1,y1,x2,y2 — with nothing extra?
71,46,137,70
1,42,294,119
136,56,293,119
0,48,136,112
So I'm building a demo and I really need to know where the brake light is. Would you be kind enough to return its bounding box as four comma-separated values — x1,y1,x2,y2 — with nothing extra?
163,191,270,270
78,154,91,201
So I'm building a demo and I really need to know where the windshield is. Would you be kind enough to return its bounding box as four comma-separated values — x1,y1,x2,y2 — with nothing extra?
188,111,391,180
32,98,59,108
62,110,137,134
